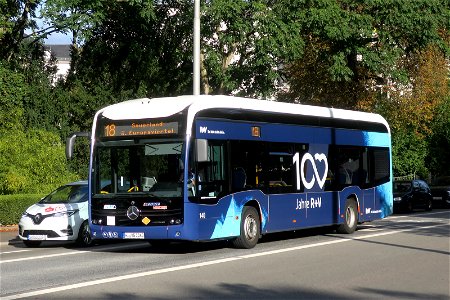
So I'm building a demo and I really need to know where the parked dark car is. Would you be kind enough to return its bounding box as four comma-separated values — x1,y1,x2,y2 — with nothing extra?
429,176,450,208
393,180,433,213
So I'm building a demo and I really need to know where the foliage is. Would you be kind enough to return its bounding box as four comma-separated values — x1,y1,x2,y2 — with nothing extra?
0,0,449,194
201,0,304,97
0,193,45,225
391,129,429,179
427,96,450,176
72,0,190,98
0,0,43,61
378,45,449,177
0,129,79,195
282,0,449,111
0,61,26,130
46,1,305,98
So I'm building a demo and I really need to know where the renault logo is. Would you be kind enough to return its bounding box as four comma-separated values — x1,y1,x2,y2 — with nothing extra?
33,213,43,224
126,206,140,220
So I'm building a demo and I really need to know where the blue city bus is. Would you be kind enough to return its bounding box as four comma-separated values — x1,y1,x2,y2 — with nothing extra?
67,95,393,248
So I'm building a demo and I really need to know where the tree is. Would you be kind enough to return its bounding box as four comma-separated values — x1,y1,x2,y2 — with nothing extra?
282,0,449,111
0,61,26,131
379,45,449,177
427,95,450,176
45,1,305,99
201,0,304,97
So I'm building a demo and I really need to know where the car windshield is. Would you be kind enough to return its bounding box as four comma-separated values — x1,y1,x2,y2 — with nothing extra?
94,141,185,197
40,184,88,204
393,181,411,193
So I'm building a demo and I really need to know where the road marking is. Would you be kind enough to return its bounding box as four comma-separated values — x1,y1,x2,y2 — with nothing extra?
387,211,450,220
3,222,448,300
0,249,31,255
358,228,383,232
0,243,147,264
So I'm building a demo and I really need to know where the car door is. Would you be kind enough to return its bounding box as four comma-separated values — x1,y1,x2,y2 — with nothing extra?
417,180,428,207
412,180,421,208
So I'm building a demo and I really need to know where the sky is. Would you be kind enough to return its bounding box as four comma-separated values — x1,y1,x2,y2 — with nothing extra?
45,32,72,45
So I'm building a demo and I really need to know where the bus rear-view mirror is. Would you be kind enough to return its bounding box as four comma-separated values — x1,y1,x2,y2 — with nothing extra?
196,139,208,162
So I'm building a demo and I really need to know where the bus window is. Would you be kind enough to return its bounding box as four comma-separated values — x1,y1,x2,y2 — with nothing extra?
335,147,363,187
263,143,307,194
194,140,228,199
229,140,308,194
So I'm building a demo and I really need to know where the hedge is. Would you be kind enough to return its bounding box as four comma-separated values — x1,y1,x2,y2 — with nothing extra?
0,194,45,225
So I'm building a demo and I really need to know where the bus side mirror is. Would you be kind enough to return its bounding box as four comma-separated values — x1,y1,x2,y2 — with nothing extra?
196,139,208,162
66,132,90,159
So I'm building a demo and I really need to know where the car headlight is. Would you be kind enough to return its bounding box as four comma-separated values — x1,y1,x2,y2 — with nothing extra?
53,210,79,217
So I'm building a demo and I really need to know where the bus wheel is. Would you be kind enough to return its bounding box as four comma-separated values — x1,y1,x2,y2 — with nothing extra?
76,220,93,247
233,206,260,249
337,199,358,234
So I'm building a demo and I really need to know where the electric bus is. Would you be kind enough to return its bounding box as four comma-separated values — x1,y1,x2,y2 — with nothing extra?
66,95,392,248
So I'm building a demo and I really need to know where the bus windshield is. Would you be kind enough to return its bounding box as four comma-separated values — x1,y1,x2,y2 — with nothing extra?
94,140,185,198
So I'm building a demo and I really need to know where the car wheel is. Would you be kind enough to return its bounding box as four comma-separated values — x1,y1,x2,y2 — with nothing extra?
425,199,432,211
337,199,358,234
23,240,41,247
76,220,93,247
232,206,260,249
406,201,413,213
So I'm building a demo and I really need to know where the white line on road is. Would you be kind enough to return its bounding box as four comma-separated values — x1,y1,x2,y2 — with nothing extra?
3,222,448,300
0,249,31,255
0,243,146,264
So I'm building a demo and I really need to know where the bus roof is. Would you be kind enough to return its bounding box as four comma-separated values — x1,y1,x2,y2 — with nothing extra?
98,95,390,134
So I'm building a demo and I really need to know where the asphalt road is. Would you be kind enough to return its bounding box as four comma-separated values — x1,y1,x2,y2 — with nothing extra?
1,210,449,300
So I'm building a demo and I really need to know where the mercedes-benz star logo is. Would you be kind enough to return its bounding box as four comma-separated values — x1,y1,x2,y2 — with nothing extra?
126,206,140,220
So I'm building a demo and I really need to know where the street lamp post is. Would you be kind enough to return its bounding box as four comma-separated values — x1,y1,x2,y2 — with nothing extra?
193,0,200,96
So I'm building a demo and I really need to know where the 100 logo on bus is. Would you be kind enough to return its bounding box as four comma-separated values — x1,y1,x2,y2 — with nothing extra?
293,152,328,190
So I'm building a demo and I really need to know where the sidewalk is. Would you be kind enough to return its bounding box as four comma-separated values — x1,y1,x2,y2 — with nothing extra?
0,225,21,246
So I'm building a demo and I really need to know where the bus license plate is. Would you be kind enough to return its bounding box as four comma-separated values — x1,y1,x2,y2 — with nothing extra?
28,235,47,240
124,232,144,239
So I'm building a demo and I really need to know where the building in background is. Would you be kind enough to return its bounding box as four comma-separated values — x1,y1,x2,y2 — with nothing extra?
44,44,71,82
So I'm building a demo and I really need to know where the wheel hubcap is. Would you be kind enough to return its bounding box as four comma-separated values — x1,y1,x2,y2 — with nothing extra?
83,225,91,244
346,207,355,227
244,214,258,241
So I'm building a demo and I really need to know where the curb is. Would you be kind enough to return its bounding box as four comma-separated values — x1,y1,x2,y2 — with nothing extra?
1,235,22,246
3,237,22,246
1,225,22,246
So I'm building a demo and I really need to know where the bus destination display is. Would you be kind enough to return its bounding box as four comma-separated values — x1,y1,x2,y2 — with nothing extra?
103,121,179,137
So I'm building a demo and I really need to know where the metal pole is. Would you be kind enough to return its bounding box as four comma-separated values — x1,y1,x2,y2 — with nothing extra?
193,0,200,96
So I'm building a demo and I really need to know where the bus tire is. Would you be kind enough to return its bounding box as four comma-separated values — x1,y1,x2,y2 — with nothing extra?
337,199,358,234
232,206,260,249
